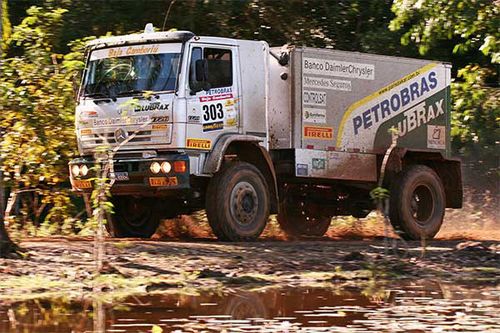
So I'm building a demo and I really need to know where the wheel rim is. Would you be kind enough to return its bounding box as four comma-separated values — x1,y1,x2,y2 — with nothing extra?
230,181,258,226
410,184,434,226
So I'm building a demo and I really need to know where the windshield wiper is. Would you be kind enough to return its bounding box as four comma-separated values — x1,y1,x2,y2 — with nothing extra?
84,92,109,99
116,89,146,97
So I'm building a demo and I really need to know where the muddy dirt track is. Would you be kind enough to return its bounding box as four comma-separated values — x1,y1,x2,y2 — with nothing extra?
0,235,498,300
0,211,499,298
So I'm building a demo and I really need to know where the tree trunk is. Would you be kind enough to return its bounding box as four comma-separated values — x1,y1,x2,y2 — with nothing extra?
0,215,16,258
0,163,17,258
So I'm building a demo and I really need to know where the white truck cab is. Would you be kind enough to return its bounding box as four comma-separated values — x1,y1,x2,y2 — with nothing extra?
70,26,462,241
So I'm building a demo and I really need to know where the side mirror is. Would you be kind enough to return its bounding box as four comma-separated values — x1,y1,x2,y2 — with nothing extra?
195,59,208,82
190,59,210,94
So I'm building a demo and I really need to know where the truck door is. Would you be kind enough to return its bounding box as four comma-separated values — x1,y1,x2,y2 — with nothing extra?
185,44,240,151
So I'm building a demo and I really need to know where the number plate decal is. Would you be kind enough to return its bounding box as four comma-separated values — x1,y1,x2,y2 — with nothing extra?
73,179,92,189
149,177,178,187
114,172,129,181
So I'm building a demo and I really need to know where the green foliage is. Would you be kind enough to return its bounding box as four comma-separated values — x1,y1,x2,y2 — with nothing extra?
451,65,499,151
1,0,12,53
370,187,390,201
390,0,499,62
390,0,499,160
0,6,87,232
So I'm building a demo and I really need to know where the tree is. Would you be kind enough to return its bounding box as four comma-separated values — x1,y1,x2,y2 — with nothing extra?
390,0,499,152
0,5,87,248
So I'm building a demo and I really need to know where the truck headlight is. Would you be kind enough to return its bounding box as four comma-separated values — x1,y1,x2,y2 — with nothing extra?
80,165,89,176
71,165,80,177
150,162,161,174
161,162,171,173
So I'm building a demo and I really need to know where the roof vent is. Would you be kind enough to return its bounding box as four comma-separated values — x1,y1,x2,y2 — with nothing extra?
144,23,155,34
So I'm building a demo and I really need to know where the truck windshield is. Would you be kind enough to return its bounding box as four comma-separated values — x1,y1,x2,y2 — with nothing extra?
83,44,181,97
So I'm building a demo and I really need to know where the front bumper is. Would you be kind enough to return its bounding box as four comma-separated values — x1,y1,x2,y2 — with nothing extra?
69,153,190,196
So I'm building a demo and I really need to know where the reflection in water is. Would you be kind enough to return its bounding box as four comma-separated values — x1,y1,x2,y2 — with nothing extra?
0,282,499,332
93,298,105,333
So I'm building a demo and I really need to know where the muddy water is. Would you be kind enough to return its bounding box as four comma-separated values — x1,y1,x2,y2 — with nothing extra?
0,282,499,333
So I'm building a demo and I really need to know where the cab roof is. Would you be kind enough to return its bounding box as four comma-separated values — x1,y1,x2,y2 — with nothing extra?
86,30,195,49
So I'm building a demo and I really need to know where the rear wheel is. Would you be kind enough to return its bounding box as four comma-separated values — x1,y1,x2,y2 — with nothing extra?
107,196,161,238
206,162,270,241
389,165,445,240
277,184,331,237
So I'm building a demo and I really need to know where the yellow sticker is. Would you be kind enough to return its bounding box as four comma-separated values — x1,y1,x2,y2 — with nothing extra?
226,118,237,127
152,124,168,130
80,128,92,135
72,179,92,189
149,177,178,187
186,138,212,150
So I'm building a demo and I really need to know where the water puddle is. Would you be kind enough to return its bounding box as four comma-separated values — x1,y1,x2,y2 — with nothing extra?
0,282,498,332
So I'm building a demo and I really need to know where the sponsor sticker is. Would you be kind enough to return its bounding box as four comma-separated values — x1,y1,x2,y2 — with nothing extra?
303,90,327,106
296,163,309,176
80,128,92,135
92,116,149,127
303,57,375,80
304,126,334,140
303,108,327,124
206,87,232,95
135,102,169,112
200,93,233,102
83,110,98,118
149,176,178,187
203,121,223,132
151,116,169,123
312,158,327,170
303,76,352,91
187,138,212,150
188,115,201,123
427,125,446,149
225,117,237,127
152,124,168,130
90,43,182,60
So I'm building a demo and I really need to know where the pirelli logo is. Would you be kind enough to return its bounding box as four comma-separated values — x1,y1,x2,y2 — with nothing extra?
304,126,334,140
186,138,212,150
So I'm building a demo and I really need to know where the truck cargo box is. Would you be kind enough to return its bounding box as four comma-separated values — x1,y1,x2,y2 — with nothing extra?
270,47,451,181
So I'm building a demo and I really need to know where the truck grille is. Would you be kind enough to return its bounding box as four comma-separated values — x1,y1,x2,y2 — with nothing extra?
79,125,171,152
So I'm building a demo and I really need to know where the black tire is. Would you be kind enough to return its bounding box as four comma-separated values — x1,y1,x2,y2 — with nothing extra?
277,204,331,238
277,184,331,237
107,196,161,238
389,165,445,240
206,162,270,241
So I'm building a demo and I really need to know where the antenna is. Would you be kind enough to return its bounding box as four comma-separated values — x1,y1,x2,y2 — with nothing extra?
162,0,177,31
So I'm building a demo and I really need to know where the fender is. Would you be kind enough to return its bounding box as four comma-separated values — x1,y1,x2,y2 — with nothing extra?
203,134,279,213
203,134,265,174
383,148,463,208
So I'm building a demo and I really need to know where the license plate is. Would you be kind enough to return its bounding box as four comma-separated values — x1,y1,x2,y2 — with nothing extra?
149,177,178,187
114,171,129,181
73,179,92,189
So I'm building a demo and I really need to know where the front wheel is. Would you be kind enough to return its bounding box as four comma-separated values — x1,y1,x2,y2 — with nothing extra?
206,162,270,241
389,165,445,240
107,196,161,238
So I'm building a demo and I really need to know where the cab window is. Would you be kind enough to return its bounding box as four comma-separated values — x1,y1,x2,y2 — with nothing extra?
204,48,232,88
189,47,232,91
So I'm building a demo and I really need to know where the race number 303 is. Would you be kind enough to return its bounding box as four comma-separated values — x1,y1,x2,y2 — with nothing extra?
202,103,224,122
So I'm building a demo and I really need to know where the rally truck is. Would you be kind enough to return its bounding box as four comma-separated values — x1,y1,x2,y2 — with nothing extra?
69,25,462,240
